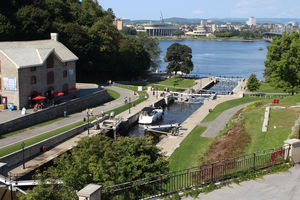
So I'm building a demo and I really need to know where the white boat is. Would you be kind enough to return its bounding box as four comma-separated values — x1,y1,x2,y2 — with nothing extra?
138,107,163,124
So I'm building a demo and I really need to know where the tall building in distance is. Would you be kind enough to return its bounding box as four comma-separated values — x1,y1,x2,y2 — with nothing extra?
246,17,256,26
113,18,123,30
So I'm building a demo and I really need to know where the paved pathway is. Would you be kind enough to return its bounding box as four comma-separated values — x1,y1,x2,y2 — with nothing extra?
200,103,252,138
0,86,138,149
183,164,300,200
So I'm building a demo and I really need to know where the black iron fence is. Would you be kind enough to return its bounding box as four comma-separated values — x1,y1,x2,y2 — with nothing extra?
101,146,289,199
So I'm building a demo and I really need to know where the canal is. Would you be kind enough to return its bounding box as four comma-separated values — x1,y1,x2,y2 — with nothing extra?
128,102,202,137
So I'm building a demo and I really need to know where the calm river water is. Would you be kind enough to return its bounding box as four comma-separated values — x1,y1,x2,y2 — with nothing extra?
158,40,269,80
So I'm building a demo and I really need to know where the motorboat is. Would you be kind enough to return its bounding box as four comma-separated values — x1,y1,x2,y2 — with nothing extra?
138,107,163,124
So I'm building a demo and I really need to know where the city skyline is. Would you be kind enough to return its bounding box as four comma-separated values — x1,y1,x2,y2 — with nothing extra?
99,0,300,20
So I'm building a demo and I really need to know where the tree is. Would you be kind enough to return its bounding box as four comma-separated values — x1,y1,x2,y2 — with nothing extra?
122,27,137,35
247,73,260,91
264,32,300,94
50,135,168,190
118,38,151,79
137,32,162,70
21,135,168,199
164,43,193,75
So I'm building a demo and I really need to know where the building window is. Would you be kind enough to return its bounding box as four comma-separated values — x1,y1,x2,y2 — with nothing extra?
30,67,36,71
63,70,67,78
31,76,37,84
47,71,54,84
47,54,54,68
0,59,1,73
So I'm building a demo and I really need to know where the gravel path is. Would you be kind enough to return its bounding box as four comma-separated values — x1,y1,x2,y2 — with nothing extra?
200,102,252,138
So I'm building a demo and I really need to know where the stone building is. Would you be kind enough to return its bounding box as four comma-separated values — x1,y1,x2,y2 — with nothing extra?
144,23,179,36
0,33,78,110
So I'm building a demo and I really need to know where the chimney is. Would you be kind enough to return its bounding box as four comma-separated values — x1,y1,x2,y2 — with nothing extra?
50,33,59,41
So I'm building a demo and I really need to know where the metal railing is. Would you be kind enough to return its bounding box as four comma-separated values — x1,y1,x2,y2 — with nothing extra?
101,146,289,199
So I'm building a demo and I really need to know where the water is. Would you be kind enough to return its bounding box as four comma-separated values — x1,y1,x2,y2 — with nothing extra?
158,40,269,80
128,103,201,137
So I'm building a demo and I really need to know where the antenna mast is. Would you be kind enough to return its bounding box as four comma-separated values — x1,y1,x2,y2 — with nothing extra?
160,11,164,23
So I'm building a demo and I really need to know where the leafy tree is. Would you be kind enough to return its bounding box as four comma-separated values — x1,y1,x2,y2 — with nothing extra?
15,5,51,39
164,43,194,75
49,135,168,190
137,32,161,70
0,14,15,41
247,73,260,91
119,38,151,79
173,30,185,37
18,178,75,200
122,26,137,35
264,32,300,94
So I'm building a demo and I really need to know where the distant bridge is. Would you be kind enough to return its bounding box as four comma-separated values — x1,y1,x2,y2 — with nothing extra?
263,32,282,42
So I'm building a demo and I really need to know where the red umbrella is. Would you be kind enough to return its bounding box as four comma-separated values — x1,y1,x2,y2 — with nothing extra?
69,88,80,91
53,92,64,96
32,96,46,100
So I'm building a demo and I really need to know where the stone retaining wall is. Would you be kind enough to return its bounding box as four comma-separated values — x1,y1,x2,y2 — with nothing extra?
0,89,111,135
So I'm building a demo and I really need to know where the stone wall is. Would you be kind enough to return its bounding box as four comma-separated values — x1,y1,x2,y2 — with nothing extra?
0,89,111,135
0,124,87,175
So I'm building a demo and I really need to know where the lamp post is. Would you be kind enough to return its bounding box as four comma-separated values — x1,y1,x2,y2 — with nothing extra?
128,97,131,114
86,108,90,135
21,142,25,169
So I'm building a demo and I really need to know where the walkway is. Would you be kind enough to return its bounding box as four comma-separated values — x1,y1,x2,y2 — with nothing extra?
0,86,138,149
200,103,252,138
184,164,300,200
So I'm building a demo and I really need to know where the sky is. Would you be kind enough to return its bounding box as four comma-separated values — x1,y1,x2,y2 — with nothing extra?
98,0,300,20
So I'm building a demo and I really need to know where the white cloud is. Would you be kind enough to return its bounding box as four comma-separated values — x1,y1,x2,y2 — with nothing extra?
193,10,204,15
232,0,282,17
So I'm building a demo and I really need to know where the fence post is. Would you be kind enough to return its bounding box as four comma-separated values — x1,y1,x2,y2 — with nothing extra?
253,153,256,170
287,144,291,162
211,164,214,182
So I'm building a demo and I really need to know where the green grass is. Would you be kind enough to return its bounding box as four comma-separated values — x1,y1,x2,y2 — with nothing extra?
168,126,214,171
0,117,64,139
156,77,196,88
106,89,120,99
201,96,259,123
0,121,84,158
105,91,148,116
254,82,285,93
244,106,300,154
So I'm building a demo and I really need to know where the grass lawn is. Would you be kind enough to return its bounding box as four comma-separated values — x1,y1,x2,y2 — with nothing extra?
244,106,300,154
156,77,196,88
0,121,84,157
168,126,215,171
202,96,259,123
106,88,120,99
253,82,286,93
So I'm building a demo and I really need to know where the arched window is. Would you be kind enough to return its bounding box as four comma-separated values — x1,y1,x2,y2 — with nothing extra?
47,71,54,84
62,84,68,94
30,76,37,84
